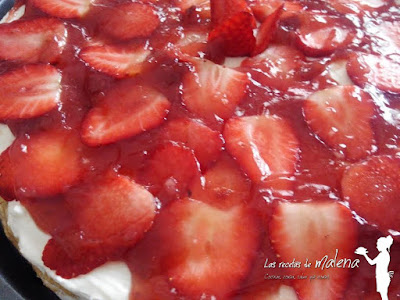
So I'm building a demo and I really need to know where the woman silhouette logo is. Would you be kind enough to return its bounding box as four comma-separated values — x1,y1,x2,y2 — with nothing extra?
355,235,394,300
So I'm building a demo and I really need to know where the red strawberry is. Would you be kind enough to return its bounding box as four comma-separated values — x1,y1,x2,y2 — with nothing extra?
160,118,223,168
248,0,284,22
252,4,283,56
43,237,109,279
0,64,62,120
182,59,248,121
79,44,151,79
270,202,358,300
189,153,252,208
30,0,91,18
347,53,400,93
329,0,389,14
158,198,260,299
372,21,400,54
9,130,84,198
0,18,67,63
342,155,400,232
143,143,201,200
0,149,15,201
208,0,256,56
295,13,355,57
66,172,156,246
241,44,307,91
98,3,160,41
223,115,299,186
81,82,170,146
304,85,376,161
173,30,208,58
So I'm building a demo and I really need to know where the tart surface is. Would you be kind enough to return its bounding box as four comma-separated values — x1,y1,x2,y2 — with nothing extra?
0,0,400,299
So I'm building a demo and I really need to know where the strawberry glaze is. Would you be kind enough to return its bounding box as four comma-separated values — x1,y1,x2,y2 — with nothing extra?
0,0,400,299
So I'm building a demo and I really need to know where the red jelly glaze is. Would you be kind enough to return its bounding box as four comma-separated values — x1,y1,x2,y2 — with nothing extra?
0,0,399,299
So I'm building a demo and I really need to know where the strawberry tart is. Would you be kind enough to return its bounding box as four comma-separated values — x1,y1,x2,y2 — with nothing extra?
0,0,400,299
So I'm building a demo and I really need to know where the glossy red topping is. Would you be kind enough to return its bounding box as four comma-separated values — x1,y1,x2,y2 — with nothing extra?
0,0,399,299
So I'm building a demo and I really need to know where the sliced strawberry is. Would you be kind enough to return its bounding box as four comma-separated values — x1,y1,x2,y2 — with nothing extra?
241,44,307,91
329,0,389,14
30,0,91,18
371,21,400,54
0,149,15,201
296,13,355,57
189,153,252,208
248,0,284,22
182,59,248,121
79,44,151,79
0,18,67,63
66,172,156,246
252,4,283,56
160,118,223,168
98,3,160,41
143,143,200,201
158,199,260,299
174,30,208,58
208,0,256,56
208,10,256,57
270,202,358,300
43,237,109,279
342,155,400,232
304,85,376,161
0,65,61,120
347,53,400,93
224,115,299,188
81,82,170,146
10,130,84,198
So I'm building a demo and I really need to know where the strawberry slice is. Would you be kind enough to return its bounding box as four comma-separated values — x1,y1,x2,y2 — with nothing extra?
9,130,84,198
248,0,284,22
81,82,170,146
329,0,389,14
160,118,223,168
0,149,15,201
342,155,400,232
79,44,151,79
182,59,248,121
252,4,283,56
295,13,355,57
189,154,252,208
66,172,156,247
43,237,109,279
158,199,260,299
30,0,91,18
371,21,400,55
347,53,400,93
270,202,358,300
143,143,201,201
98,2,160,41
0,18,67,63
223,115,299,187
174,30,208,58
304,85,376,161
241,44,307,91
0,64,62,120
208,0,256,56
